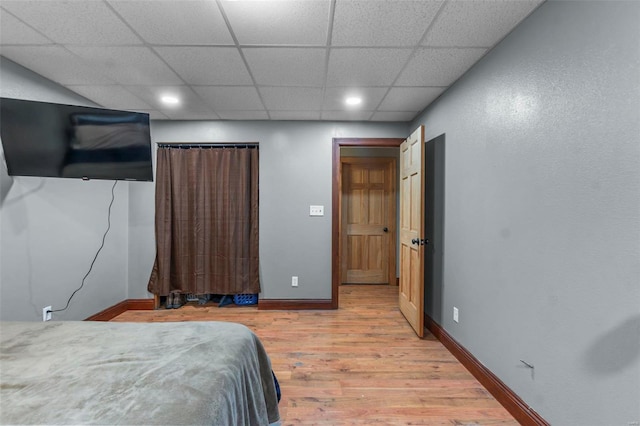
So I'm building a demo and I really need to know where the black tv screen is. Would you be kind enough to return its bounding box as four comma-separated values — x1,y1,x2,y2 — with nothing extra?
0,97,153,181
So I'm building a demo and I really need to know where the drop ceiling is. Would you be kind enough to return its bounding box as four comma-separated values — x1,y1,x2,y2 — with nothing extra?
0,0,544,122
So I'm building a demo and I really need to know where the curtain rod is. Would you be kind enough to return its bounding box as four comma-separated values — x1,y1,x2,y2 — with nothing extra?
157,143,258,149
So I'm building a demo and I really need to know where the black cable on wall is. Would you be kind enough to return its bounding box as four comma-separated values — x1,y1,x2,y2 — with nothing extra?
49,180,118,316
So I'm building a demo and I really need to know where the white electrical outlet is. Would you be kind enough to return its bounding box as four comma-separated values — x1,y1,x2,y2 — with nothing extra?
292,276,299,287
453,307,459,323
43,306,52,322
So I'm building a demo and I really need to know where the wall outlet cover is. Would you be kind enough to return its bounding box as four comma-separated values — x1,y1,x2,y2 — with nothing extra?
43,306,52,322
309,205,324,216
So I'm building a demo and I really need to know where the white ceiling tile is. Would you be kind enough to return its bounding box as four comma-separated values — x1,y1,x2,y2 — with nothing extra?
0,9,52,45
321,110,373,121
220,0,330,45
108,0,234,45
0,46,114,85
370,111,418,122
141,110,169,120
194,86,264,110
327,48,413,86
424,0,543,47
1,1,142,45
162,109,220,120
126,85,210,112
67,85,153,110
154,47,252,85
378,87,445,112
259,87,323,111
332,0,442,47
243,48,326,87
67,46,183,86
217,110,269,120
323,87,388,111
269,111,322,121
396,48,487,86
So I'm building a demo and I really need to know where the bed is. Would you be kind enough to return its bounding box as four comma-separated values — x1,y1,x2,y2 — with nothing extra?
0,321,280,425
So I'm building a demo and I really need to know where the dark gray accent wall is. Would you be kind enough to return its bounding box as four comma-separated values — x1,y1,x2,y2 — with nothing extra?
424,134,445,322
411,1,640,424
0,58,130,321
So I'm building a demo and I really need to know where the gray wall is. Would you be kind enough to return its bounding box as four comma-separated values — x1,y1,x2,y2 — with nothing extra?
0,59,132,321
131,121,407,300
412,1,640,424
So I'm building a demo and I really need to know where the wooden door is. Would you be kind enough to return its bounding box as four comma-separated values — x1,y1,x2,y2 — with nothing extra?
341,158,396,285
399,126,425,337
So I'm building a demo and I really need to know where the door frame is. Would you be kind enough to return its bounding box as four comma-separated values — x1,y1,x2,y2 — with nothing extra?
332,138,404,309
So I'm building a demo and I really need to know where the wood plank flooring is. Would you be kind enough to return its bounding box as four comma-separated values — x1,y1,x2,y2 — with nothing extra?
113,285,518,425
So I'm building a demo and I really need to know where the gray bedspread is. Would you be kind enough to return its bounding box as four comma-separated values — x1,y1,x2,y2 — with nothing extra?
0,321,279,425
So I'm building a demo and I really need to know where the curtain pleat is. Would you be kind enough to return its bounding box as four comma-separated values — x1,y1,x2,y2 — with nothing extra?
148,146,259,296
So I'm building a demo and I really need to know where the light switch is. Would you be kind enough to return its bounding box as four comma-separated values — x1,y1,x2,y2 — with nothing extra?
309,205,324,216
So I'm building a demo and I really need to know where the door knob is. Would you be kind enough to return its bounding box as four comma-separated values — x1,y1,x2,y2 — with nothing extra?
383,227,389,233
411,238,429,245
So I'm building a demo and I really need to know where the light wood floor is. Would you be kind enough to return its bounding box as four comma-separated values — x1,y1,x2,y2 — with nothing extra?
113,285,518,425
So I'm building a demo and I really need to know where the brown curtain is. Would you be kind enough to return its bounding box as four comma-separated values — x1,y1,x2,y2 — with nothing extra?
147,145,259,296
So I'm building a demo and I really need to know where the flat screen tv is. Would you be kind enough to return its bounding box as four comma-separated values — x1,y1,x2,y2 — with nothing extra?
0,97,153,181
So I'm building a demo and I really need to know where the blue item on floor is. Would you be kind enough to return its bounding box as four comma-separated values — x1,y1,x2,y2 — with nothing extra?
233,293,258,305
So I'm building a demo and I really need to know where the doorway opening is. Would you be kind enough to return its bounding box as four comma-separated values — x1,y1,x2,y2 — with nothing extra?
340,154,397,286
332,138,404,309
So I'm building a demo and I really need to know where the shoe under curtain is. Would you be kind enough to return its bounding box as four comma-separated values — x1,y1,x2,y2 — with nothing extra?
147,144,259,298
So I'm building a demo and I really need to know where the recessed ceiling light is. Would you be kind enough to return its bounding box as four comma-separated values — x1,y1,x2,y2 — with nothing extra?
160,95,180,106
345,96,362,106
